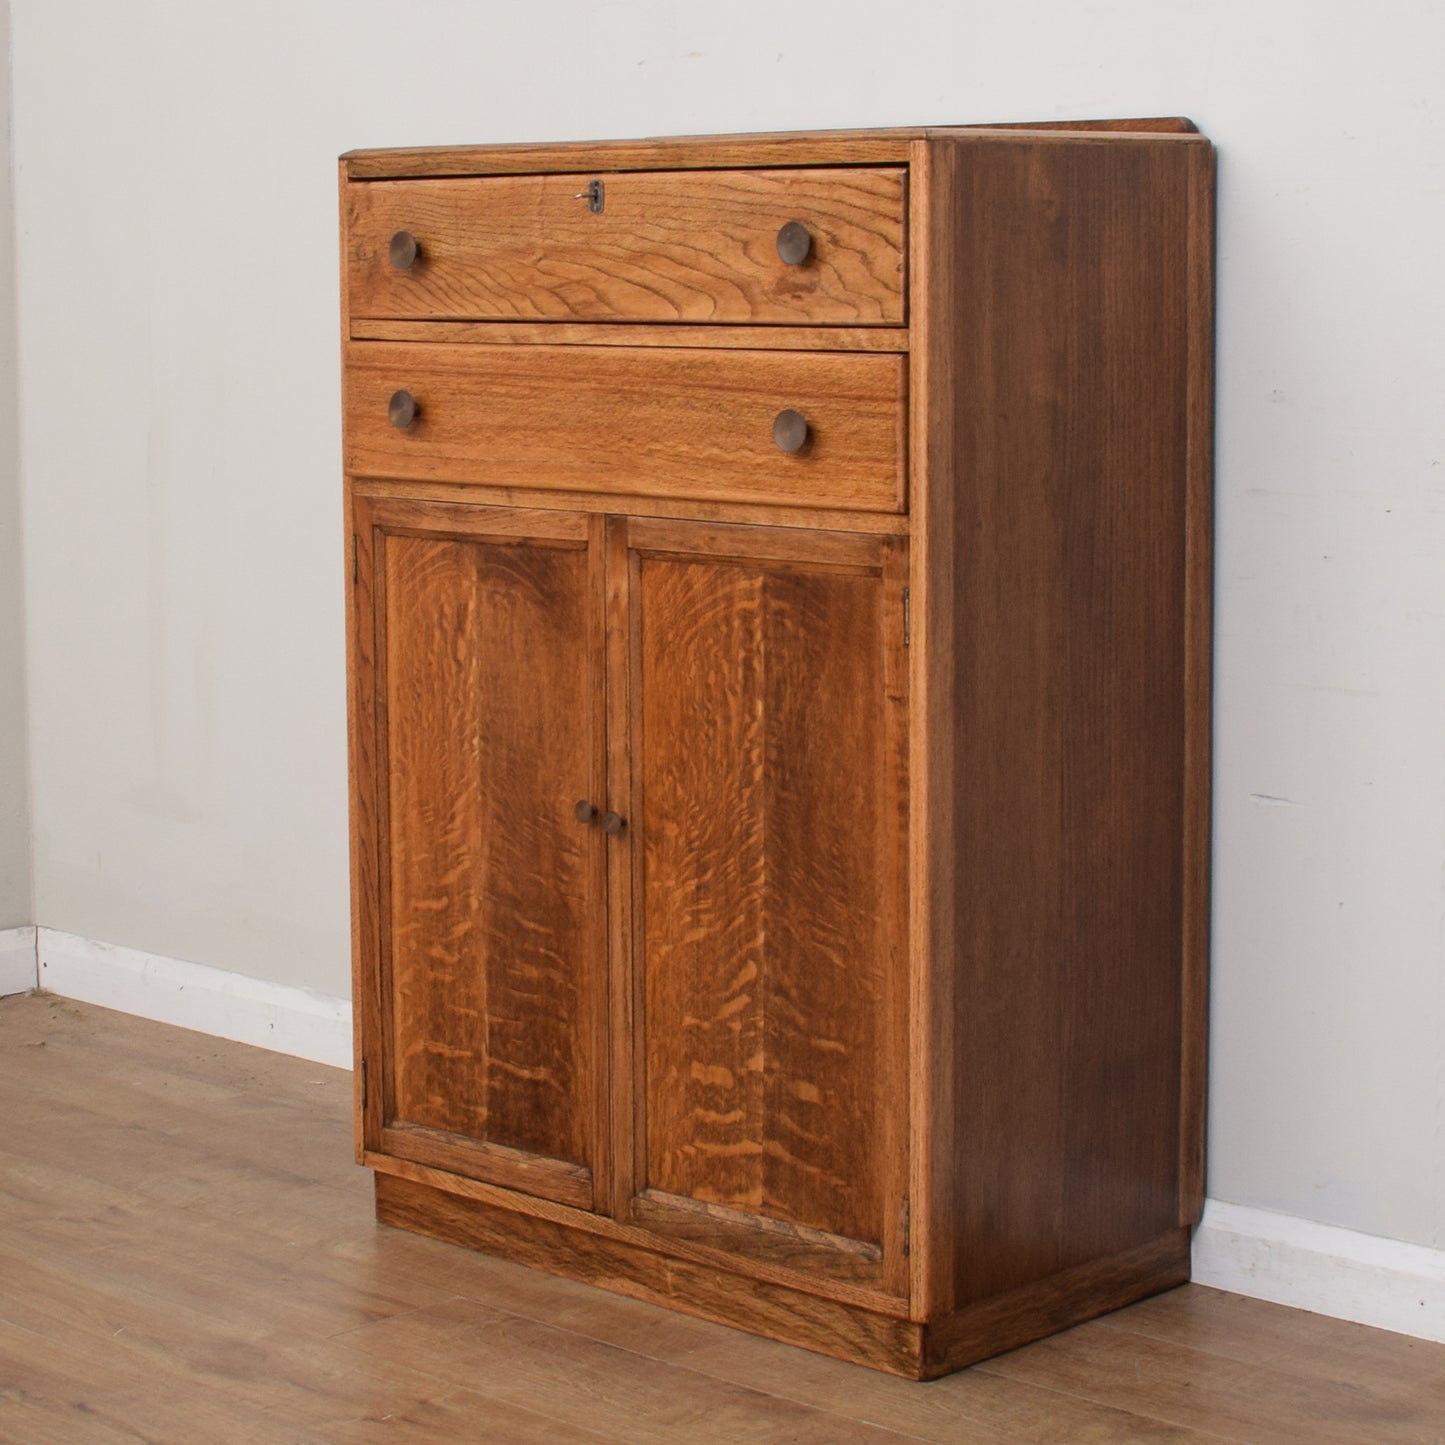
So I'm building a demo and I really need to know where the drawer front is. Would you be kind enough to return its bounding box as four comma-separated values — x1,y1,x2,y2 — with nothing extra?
344,342,906,512
345,169,905,326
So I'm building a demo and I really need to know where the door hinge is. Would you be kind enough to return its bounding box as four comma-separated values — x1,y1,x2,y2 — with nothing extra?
902,1197,911,1256
359,1057,367,1111
902,587,911,647
351,534,358,585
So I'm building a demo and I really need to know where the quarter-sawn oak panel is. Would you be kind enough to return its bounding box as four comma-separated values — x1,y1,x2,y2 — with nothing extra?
629,527,904,1260
366,500,604,1206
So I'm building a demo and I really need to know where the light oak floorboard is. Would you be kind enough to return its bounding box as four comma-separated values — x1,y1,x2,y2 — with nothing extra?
2,994,1442,1443
979,1318,1444,1444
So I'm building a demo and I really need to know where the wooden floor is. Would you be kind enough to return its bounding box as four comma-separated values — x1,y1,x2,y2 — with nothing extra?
1,995,1442,1444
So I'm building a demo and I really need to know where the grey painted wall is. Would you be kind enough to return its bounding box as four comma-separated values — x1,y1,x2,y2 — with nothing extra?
0,0,29,930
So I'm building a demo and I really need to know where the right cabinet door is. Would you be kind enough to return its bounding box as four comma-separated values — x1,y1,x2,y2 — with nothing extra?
613,517,910,1296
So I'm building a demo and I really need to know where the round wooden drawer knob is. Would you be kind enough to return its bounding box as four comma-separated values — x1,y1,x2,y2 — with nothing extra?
388,390,419,430
389,230,420,270
574,801,599,824
772,409,809,453
602,811,627,835
776,221,812,265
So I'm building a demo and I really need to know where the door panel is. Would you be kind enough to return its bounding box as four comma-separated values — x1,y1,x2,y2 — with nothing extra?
621,519,908,1286
354,497,605,1209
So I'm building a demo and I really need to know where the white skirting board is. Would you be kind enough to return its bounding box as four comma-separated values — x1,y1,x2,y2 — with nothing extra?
1192,1198,1445,1343
20,927,1445,1347
0,925,38,996
35,928,352,1069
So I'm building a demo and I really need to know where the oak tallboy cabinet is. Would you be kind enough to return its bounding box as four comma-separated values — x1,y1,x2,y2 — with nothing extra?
340,120,1214,1379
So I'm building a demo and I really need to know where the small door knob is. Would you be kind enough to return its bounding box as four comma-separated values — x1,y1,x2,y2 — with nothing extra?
772,409,809,453
388,390,418,430
602,811,626,835
776,221,812,265
389,230,420,270
574,801,598,824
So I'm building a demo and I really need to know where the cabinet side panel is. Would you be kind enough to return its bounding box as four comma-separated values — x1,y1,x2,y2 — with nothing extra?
1180,141,1216,1228
938,135,1205,1303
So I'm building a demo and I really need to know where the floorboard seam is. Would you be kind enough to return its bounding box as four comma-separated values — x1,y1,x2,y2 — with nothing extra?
968,1363,1253,1445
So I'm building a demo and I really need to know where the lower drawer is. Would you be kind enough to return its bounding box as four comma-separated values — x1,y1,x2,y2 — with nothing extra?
343,342,906,512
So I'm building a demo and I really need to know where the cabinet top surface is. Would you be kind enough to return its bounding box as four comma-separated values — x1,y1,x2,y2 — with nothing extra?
341,119,1207,180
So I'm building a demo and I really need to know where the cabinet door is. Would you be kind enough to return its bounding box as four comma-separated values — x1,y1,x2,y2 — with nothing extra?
352,496,607,1211
611,518,910,1295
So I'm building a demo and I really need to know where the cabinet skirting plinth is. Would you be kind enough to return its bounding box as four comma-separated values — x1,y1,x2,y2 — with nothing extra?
374,1172,1191,1380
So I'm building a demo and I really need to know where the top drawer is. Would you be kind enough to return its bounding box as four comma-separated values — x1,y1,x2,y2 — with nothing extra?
344,168,905,326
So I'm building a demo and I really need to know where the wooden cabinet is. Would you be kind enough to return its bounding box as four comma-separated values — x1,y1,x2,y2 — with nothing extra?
341,120,1214,1378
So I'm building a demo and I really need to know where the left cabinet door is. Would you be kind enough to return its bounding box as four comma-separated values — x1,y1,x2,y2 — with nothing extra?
350,495,608,1211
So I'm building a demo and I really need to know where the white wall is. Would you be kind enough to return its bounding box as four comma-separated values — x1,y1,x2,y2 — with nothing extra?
0,0,28,930
8,1,1445,1254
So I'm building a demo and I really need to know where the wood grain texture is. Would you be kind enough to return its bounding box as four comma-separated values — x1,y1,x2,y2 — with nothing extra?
344,341,907,512
376,1121,593,1210
603,518,641,1227
877,537,913,1299
628,1189,886,1289
905,135,959,1323
381,531,592,1156
1092,1285,1445,1429
983,1294,1445,1444
920,1231,1192,1379
584,513,614,1211
341,159,369,1168
5,996,1441,1439
364,1148,907,1318
922,133,1203,1305
355,496,606,1206
341,124,1205,179
346,169,904,325
626,520,906,1267
1179,139,1217,1229
343,133,922,178
351,319,910,352
351,475,910,537
340,123,1215,1375
661,1311,1230,1445
376,1173,926,1376
338,1292,918,1445
962,117,1200,133
349,496,387,1162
